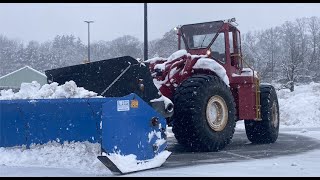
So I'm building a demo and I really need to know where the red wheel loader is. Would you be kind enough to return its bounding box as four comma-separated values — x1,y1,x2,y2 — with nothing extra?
0,18,279,174
145,18,280,152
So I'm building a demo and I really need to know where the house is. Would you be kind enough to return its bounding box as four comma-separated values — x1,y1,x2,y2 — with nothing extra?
0,66,47,91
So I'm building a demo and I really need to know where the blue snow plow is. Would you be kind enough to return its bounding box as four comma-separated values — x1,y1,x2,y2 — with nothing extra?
0,56,173,174
0,93,171,174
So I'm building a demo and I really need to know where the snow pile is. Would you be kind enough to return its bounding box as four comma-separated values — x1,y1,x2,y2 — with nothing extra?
0,81,102,100
193,58,229,86
0,141,110,176
103,150,171,174
277,82,320,128
0,125,171,176
0,132,171,176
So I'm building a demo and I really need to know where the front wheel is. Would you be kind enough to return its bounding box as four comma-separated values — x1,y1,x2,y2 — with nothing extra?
172,74,236,152
245,84,280,143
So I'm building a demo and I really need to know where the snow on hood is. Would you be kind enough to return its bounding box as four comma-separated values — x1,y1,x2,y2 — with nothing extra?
193,58,230,86
145,50,207,64
144,50,188,64
143,57,167,64
167,49,188,61
0,81,103,100
145,50,229,90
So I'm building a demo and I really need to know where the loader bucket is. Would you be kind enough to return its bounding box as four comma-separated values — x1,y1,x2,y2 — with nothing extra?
97,93,171,174
44,56,159,104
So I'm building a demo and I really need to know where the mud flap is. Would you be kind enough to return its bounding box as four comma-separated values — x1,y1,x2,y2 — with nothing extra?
97,93,171,174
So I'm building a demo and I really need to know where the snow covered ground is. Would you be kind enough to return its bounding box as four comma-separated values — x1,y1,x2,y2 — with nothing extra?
129,129,320,177
0,82,320,176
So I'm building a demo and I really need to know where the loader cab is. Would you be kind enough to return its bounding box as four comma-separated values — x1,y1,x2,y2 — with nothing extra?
178,18,243,76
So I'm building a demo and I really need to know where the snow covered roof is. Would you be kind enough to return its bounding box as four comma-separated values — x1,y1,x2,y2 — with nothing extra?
0,66,47,88
0,66,46,80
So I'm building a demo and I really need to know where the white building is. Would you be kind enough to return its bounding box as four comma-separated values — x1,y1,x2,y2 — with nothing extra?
0,66,47,91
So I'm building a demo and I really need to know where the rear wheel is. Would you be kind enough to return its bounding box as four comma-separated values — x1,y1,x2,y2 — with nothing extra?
172,75,236,152
245,84,280,143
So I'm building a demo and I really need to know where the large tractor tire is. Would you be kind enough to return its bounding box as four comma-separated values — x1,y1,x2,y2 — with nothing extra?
171,74,236,152
245,84,280,144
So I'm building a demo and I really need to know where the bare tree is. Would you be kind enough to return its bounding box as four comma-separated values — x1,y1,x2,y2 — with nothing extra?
308,16,320,79
258,27,282,82
280,19,308,91
148,29,177,58
241,31,260,69
91,40,112,61
0,35,25,76
108,35,143,59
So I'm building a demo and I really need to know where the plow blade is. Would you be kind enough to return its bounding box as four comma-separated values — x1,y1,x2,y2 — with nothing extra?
0,93,171,174
97,93,171,174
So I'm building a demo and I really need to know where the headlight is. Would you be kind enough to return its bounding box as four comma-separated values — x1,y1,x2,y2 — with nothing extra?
206,49,211,56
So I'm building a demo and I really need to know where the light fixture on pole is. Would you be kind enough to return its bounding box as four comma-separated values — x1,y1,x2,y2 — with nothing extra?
84,20,94,63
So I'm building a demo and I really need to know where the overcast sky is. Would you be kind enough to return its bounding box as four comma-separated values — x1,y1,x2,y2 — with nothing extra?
1,3,320,44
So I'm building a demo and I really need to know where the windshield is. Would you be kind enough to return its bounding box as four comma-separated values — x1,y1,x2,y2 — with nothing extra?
180,21,224,49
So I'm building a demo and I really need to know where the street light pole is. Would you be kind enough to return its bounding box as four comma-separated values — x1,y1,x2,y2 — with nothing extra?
144,3,148,61
84,20,94,62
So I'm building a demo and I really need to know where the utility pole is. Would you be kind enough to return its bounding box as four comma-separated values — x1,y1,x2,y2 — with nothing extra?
144,3,148,60
84,20,94,62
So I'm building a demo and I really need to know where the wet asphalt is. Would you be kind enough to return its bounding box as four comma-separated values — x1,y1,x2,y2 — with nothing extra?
160,128,320,169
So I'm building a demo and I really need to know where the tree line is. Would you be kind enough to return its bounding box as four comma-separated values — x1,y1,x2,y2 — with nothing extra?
0,16,319,91
242,16,320,91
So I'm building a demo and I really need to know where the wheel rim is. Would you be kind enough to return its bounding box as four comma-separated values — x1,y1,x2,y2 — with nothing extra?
271,102,279,128
206,95,228,132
